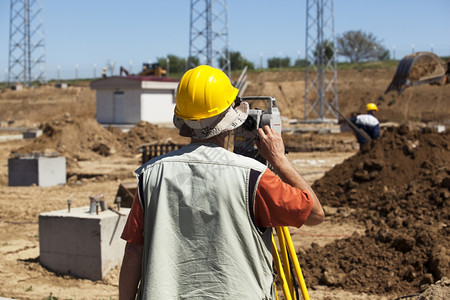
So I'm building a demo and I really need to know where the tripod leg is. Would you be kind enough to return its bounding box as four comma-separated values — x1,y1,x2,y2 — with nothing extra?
281,226,310,300
272,234,292,300
276,227,297,299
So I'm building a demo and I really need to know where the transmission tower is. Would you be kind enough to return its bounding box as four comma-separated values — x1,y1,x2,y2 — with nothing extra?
304,0,338,122
8,0,46,87
188,0,231,76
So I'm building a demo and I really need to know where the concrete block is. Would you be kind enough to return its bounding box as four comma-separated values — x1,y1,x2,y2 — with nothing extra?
39,206,130,280
23,129,43,139
8,156,66,186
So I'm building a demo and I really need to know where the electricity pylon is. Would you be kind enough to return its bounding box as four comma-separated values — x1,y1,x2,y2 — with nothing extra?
8,0,46,87
304,0,338,122
188,0,231,76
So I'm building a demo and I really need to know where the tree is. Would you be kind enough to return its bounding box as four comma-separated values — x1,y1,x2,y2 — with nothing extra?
218,50,255,71
267,56,291,68
157,55,183,74
157,55,200,73
313,40,334,62
377,49,390,61
337,30,388,63
187,56,200,69
294,59,310,68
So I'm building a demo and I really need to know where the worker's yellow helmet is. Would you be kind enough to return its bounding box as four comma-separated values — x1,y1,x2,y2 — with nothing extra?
366,103,378,112
175,65,239,120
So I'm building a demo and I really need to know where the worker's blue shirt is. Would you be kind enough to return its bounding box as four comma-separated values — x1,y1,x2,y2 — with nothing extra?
350,114,380,144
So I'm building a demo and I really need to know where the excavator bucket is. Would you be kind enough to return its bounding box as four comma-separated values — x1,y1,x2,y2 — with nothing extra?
385,51,447,94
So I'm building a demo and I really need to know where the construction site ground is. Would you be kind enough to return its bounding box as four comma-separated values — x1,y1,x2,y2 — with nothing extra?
0,67,449,300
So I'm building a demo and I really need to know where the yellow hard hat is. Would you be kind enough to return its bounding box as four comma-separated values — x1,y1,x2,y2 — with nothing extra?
366,103,378,111
175,65,239,120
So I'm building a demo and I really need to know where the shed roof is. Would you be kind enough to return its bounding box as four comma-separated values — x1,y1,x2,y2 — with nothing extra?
90,76,179,90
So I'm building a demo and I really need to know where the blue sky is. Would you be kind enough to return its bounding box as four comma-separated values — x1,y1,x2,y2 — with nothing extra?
1,0,449,80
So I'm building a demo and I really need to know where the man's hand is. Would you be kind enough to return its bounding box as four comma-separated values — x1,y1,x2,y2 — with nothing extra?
256,125,325,226
255,125,286,168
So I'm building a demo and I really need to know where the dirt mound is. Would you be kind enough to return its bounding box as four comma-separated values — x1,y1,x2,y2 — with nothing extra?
11,113,128,165
298,126,450,296
117,121,190,152
314,125,450,222
10,116,191,170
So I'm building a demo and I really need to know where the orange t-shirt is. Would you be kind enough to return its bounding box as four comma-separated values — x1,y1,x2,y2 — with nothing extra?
121,169,313,245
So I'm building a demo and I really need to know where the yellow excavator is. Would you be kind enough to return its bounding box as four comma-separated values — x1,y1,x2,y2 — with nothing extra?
385,51,450,94
120,63,167,77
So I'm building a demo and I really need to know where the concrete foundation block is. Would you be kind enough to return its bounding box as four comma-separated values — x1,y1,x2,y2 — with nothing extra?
39,206,130,281
8,156,66,186
23,129,43,139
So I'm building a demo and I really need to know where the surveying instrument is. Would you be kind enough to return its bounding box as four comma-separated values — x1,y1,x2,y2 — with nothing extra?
234,96,310,300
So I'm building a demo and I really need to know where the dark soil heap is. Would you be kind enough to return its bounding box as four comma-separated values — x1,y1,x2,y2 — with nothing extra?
11,113,127,163
300,125,450,297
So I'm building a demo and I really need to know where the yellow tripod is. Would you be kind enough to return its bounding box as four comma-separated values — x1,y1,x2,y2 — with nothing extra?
272,226,310,300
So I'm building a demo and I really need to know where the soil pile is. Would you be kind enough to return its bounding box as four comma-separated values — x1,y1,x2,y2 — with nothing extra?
116,121,189,152
11,113,128,165
299,125,450,296
10,117,191,169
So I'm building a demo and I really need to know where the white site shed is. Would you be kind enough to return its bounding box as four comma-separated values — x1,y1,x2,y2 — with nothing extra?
90,76,179,125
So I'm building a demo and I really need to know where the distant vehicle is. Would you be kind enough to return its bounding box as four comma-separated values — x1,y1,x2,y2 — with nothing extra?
120,63,167,77
385,51,450,94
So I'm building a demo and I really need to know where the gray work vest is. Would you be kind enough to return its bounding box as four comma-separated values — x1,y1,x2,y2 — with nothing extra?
135,143,275,299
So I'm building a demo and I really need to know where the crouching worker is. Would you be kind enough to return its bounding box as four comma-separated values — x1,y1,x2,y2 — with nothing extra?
350,102,380,151
119,65,325,299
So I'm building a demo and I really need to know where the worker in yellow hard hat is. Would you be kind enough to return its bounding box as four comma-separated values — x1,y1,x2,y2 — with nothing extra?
101,67,107,78
172,64,246,139
350,102,380,150
119,65,324,300
366,103,378,112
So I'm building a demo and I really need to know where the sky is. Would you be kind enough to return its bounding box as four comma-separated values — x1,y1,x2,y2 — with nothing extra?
1,0,449,80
